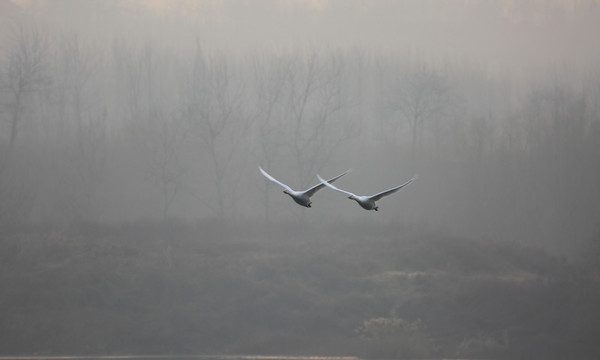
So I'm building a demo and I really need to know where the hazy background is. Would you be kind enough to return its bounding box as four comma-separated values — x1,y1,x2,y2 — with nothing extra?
1,0,600,358
2,0,600,253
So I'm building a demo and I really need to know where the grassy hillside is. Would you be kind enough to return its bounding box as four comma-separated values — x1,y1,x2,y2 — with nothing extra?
0,221,598,359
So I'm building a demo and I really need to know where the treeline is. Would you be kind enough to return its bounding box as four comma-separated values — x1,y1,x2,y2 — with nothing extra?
1,221,599,359
1,17,600,255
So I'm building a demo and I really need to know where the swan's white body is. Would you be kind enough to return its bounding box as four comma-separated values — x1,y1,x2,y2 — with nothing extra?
259,166,349,208
317,174,417,211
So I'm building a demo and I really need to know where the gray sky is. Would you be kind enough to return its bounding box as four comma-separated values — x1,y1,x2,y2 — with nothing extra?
5,0,600,77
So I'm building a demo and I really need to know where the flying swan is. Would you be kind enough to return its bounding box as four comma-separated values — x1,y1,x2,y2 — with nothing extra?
259,166,349,208
317,173,417,211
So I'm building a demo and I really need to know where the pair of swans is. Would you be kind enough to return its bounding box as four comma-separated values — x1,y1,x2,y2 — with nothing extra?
259,166,417,211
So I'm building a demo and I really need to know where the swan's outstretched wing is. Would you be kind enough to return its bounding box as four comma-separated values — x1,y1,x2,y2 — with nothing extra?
370,175,417,201
317,174,356,197
304,170,350,198
259,166,293,193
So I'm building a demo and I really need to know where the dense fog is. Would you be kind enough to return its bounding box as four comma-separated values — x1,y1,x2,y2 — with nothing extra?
1,0,600,359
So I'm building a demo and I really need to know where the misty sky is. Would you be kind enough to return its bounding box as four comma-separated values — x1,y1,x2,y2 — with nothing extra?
5,0,600,77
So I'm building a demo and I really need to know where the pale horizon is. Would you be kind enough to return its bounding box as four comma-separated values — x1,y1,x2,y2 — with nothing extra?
4,0,600,77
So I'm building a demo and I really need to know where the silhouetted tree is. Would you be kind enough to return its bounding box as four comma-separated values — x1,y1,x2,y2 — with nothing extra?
391,63,453,155
285,50,347,183
50,35,107,221
2,22,49,152
148,110,188,220
184,42,248,217
251,55,288,221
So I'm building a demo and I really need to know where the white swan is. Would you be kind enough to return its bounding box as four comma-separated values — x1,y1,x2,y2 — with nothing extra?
317,173,417,211
259,166,349,208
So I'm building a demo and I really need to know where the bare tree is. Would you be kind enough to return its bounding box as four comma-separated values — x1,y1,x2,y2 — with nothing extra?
283,49,347,187
112,41,188,220
147,110,188,220
0,22,48,226
251,55,289,221
184,43,248,217
52,35,107,221
391,63,453,155
521,83,596,250
249,49,351,219
111,40,160,127
2,22,49,153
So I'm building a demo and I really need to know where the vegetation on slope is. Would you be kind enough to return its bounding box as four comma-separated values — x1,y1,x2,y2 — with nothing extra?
1,221,599,359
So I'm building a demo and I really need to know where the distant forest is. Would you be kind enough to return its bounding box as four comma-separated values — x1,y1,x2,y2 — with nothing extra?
1,14,599,256
1,222,599,359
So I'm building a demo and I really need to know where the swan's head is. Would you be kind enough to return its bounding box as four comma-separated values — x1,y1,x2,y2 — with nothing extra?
283,190,289,195
348,195,354,200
